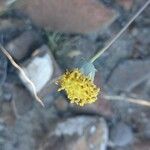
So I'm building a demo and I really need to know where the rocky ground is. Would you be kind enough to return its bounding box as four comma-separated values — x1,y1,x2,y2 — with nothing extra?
0,0,150,150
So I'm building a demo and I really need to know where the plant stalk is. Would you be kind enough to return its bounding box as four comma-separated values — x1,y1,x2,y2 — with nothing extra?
90,0,150,63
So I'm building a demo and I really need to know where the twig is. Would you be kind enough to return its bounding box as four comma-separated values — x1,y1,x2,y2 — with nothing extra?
103,94,150,107
0,44,44,107
90,0,150,63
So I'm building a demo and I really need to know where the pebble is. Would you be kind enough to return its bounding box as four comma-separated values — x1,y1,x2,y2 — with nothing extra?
110,122,134,147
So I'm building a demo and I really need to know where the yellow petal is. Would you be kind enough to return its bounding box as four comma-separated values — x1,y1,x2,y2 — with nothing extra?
57,69,100,106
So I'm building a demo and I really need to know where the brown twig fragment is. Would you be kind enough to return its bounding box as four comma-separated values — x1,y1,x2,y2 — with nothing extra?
0,44,44,107
103,94,150,107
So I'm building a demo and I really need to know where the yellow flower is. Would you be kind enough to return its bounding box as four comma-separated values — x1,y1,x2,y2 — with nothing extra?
57,69,100,106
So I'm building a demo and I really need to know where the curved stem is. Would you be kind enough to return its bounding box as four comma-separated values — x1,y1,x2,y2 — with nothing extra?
90,0,150,63
103,94,150,107
0,44,44,107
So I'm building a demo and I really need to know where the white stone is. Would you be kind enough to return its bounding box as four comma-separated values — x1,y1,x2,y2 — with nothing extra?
54,117,91,136
53,117,108,150
19,50,53,93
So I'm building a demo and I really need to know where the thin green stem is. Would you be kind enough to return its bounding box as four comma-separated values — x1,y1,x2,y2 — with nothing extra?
90,0,150,63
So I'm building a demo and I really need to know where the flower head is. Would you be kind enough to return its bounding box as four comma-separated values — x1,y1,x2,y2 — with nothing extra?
57,69,100,106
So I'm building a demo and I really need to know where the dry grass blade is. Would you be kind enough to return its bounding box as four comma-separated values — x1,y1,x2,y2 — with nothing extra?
0,44,44,107
90,0,150,63
103,94,150,107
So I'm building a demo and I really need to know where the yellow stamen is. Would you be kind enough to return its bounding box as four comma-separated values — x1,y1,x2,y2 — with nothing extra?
57,69,100,106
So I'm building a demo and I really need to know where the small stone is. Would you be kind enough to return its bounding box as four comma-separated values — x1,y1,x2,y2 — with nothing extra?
11,85,34,115
40,117,108,150
110,122,134,147
15,0,118,33
6,30,43,61
19,45,61,98
107,60,150,93
19,45,53,93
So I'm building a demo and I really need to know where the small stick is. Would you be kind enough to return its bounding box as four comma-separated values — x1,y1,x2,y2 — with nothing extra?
90,0,150,63
103,94,150,107
0,44,44,107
